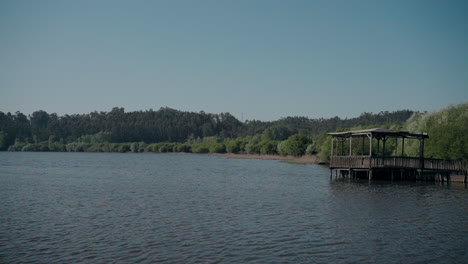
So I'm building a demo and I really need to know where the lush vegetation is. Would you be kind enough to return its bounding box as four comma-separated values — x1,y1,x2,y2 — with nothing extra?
1,103,466,161
315,103,468,161
402,102,467,160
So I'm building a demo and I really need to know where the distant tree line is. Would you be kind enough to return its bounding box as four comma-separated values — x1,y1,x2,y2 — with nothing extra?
2,103,466,161
0,107,414,151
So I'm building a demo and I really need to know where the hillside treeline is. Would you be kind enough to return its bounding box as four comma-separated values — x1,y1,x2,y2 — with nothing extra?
0,107,413,150
1,103,466,161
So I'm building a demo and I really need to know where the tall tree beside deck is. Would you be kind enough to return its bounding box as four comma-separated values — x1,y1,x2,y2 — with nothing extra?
404,102,468,160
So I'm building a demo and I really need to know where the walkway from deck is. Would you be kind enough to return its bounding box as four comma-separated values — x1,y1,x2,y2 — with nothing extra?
330,156,467,175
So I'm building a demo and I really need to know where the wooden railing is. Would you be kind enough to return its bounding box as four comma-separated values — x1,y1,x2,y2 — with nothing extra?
330,156,371,169
423,158,467,173
330,156,467,174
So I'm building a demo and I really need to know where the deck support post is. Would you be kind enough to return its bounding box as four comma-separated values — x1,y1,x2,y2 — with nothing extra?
349,137,352,156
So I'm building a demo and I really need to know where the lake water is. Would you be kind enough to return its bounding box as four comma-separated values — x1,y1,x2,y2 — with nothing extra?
0,152,466,264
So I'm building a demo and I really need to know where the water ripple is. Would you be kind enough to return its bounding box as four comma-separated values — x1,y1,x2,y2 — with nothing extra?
0,152,466,264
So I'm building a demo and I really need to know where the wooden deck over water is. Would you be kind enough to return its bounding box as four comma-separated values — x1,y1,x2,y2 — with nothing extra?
328,128,467,182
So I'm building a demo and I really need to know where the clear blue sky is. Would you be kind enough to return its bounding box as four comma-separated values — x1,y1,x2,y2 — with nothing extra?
1,0,467,121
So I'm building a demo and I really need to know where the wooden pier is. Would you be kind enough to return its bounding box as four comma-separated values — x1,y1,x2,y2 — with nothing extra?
328,128,468,182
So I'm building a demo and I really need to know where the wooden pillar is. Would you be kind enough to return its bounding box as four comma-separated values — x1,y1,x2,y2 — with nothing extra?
376,138,380,156
340,140,343,156
361,136,365,155
382,137,387,157
330,137,334,157
335,139,338,156
420,138,425,159
419,138,425,173
349,137,352,156
395,137,398,156
368,135,373,174
401,138,405,157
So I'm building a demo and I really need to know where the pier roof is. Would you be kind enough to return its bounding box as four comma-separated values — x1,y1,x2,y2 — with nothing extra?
327,128,428,139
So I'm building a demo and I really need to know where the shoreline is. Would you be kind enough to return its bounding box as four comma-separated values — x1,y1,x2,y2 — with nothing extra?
3,150,325,165
208,153,325,165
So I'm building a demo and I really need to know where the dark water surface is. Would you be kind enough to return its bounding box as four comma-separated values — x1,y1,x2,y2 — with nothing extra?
0,152,466,263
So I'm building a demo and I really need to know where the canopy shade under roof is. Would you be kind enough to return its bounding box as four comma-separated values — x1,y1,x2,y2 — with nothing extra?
327,128,428,139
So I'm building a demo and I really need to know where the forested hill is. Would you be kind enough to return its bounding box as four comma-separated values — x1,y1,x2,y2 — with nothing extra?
0,107,414,148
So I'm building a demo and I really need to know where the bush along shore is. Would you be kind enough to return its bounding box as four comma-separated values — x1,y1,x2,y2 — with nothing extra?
5,134,326,164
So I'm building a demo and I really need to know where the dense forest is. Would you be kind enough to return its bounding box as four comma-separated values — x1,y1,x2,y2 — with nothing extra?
0,103,466,161
0,107,413,147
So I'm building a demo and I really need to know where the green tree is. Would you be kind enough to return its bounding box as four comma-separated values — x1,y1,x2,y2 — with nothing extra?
209,143,226,153
226,139,241,153
262,125,294,141
245,142,261,154
279,134,312,156
30,110,50,142
130,142,139,153
118,143,130,153
192,144,209,153
260,141,278,155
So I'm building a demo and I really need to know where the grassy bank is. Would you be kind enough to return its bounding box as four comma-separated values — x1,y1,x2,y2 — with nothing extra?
209,153,323,164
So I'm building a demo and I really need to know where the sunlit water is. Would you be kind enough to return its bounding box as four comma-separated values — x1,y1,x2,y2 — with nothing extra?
0,152,466,263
